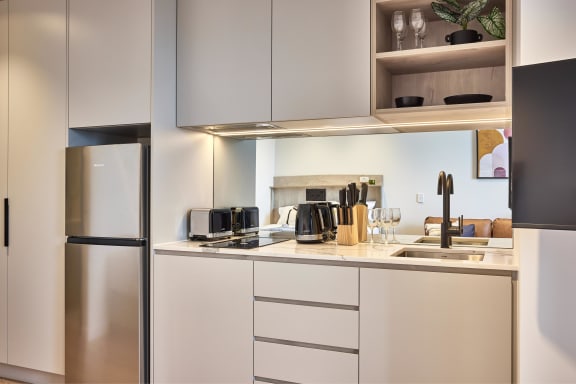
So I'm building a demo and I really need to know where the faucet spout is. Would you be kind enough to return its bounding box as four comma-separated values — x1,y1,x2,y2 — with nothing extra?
437,171,462,248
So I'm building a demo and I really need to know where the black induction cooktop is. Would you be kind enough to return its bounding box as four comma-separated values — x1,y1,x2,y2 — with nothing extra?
200,236,289,249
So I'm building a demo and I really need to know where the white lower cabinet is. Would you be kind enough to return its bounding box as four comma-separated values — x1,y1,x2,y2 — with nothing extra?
253,261,359,383
153,254,253,383
360,268,513,384
152,255,514,384
254,341,358,384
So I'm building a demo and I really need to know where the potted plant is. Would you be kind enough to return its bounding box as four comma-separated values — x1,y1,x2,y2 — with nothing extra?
431,0,505,45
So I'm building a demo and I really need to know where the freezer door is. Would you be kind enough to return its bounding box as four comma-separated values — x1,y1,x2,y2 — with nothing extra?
66,143,148,238
65,243,147,383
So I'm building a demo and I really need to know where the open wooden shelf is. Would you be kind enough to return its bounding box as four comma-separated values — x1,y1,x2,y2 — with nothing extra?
375,40,506,74
371,0,513,132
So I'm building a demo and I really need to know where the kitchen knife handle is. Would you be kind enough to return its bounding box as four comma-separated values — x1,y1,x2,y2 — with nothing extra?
4,198,8,247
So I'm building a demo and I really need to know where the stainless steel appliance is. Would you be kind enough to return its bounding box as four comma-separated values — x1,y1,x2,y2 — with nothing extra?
231,206,259,235
188,208,233,239
65,143,149,383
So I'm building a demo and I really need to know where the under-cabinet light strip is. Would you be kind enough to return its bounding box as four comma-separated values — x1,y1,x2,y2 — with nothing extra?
213,117,512,137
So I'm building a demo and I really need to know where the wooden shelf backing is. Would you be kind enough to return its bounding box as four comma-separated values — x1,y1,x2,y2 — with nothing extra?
375,40,506,74
374,101,511,132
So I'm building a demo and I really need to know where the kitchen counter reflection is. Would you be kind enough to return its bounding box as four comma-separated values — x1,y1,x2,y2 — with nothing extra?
154,234,517,272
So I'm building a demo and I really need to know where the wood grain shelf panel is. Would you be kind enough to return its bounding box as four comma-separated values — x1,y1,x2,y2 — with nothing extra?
376,40,506,74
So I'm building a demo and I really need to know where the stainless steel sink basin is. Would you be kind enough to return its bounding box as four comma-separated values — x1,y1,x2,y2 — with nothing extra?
414,236,490,247
392,248,485,261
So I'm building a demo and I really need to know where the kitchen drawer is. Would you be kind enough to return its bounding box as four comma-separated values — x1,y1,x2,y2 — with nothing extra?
254,261,358,305
254,300,358,349
254,341,358,384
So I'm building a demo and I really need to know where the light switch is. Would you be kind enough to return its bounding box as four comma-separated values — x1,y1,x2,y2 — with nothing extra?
416,193,424,203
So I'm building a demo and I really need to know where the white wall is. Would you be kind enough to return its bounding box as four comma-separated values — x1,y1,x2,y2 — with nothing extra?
516,0,576,382
272,131,510,234
150,0,213,244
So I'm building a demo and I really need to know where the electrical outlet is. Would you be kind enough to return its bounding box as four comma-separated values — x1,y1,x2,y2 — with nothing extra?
359,176,369,183
416,193,424,203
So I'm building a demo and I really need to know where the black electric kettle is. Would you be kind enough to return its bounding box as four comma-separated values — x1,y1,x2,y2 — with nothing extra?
295,203,326,243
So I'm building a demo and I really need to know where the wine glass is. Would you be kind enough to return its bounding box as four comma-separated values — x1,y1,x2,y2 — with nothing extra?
390,208,401,243
418,18,428,48
410,9,425,49
367,208,381,243
380,208,392,245
391,11,407,51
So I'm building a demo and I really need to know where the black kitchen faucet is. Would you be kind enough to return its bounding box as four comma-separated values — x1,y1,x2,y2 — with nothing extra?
437,171,463,248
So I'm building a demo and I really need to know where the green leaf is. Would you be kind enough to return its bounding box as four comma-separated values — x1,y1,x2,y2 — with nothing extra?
458,0,488,28
478,6,506,39
431,2,460,25
439,0,462,11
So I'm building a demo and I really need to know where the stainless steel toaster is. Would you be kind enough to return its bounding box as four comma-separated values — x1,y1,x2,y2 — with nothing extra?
188,208,233,240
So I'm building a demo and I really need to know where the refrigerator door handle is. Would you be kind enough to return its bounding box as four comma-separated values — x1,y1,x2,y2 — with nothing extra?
4,198,8,247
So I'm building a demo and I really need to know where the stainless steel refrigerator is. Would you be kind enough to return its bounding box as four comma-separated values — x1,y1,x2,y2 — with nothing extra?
65,143,150,383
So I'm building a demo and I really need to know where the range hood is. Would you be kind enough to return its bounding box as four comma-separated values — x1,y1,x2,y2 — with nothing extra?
180,112,512,139
180,116,400,139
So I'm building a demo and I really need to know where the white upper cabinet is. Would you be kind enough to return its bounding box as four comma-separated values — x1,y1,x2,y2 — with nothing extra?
272,0,370,121
69,0,152,127
177,0,370,127
177,0,272,127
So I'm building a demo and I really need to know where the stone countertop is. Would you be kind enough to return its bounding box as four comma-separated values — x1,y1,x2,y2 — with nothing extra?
154,234,517,272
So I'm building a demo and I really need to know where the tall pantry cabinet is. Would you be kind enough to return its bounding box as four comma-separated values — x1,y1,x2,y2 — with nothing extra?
0,0,8,365
0,0,66,375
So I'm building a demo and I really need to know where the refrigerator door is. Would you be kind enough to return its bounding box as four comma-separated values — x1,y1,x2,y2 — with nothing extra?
66,143,148,238
65,243,146,383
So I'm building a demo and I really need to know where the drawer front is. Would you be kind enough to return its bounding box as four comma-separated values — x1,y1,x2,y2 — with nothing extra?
254,301,358,349
254,341,358,384
254,261,359,305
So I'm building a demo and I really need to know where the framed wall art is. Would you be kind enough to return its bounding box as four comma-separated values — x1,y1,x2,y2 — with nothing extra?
476,129,511,179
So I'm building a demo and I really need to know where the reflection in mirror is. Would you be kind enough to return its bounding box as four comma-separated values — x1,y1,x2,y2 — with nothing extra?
217,130,512,248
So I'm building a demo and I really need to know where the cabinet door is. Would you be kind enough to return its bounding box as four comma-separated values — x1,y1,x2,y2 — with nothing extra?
153,254,253,383
177,0,272,127
69,0,151,127
360,268,512,383
272,0,370,121
7,0,66,374
0,0,7,365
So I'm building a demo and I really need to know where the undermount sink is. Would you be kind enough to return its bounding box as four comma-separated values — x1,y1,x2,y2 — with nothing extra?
392,248,485,261
414,236,490,247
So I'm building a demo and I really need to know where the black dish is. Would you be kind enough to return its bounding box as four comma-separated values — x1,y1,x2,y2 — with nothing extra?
444,94,493,104
395,96,424,108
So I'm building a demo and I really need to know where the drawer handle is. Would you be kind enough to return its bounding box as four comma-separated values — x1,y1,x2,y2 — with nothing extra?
255,336,358,355
254,296,358,311
254,375,300,384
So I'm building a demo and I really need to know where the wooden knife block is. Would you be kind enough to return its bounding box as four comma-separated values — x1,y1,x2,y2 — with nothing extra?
355,205,368,242
337,207,358,246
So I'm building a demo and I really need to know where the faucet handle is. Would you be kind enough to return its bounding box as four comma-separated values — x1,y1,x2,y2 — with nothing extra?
457,215,464,235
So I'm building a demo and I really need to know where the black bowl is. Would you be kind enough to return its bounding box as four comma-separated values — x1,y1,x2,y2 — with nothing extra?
395,96,424,108
444,94,493,104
